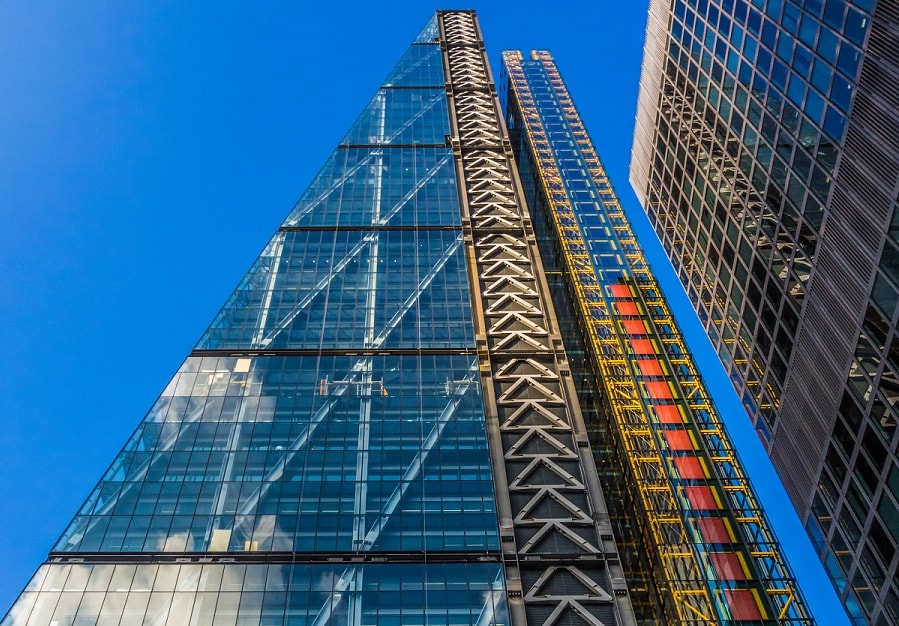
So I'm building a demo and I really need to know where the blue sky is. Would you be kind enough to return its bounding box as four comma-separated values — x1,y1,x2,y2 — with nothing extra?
0,1,847,621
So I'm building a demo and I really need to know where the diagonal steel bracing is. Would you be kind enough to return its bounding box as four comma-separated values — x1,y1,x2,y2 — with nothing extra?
438,10,635,626
288,93,445,223
258,153,453,348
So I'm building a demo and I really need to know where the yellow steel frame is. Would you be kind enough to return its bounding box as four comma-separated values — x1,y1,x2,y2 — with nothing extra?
503,50,811,624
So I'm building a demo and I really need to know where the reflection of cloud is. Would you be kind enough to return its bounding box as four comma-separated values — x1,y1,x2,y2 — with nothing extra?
310,568,358,622
244,562,268,589
161,531,192,552
478,590,497,625
253,514,277,542
132,564,157,591
315,570,337,592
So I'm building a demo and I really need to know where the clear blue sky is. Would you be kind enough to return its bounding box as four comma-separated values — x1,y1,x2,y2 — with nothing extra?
0,1,847,621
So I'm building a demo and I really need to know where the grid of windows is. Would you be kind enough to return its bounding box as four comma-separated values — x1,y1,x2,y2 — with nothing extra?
644,0,875,438
342,88,449,147
198,230,474,350
283,147,461,228
55,355,497,554
4,562,507,626
4,15,510,625
633,0,898,622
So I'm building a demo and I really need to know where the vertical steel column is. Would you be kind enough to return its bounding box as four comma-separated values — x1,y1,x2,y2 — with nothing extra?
437,11,635,626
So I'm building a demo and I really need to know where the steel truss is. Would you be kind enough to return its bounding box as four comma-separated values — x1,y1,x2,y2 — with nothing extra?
503,49,811,624
439,12,635,626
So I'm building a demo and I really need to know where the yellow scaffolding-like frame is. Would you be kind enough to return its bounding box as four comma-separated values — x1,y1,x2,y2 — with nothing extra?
503,49,812,625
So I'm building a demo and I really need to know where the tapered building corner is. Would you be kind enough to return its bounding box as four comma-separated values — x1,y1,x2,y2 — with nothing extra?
631,0,898,622
3,11,636,626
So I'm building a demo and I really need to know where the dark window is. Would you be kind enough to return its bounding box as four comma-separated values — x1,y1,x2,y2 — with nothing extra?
844,8,869,47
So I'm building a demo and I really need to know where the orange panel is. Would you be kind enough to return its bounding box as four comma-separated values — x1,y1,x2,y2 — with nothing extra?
697,517,733,544
710,552,747,580
654,404,683,423
663,430,694,450
723,589,765,620
637,359,664,376
674,456,706,479
685,485,719,510
610,284,632,298
615,301,639,315
623,319,647,335
630,339,655,355
646,381,673,399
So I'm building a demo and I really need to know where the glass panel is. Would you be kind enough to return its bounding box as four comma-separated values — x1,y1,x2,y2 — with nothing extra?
56,355,498,554
198,230,474,350
4,563,508,626
384,43,445,87
282,147,460,228
342,88,449,146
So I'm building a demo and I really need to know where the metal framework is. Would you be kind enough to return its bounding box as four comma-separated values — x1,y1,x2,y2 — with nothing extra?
438,12,636,626
503,49,812,624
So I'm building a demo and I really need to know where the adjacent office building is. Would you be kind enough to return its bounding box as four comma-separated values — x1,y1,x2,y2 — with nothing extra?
4,10,809,625
631,0,898,622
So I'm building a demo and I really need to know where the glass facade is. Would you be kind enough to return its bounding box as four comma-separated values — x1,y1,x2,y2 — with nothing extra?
631,0,899,622
4,11,641,625
3,15,511,625
7,563,506,625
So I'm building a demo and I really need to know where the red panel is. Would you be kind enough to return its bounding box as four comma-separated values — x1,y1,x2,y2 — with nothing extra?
723,589,764,620
610,284,632,298
623,319,647,335
630,339,655,354
615,301,639,315
710,552,747,580
637,359,664,376
685,485,719,510
654,404,682,423
674,456,706,479
646,381,673,399
697,517,733,543
663,429,693,450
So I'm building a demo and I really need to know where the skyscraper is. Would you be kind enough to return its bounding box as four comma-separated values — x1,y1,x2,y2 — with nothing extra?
631,0,898,622
502,48,809,624
4,9,808,626
2,12,636,626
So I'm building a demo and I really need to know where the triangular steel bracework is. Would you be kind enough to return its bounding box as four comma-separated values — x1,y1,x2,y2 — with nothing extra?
438,11,635,626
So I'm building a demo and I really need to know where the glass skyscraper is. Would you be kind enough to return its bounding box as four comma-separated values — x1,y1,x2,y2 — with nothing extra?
631,0,898,622
4,9,811,626
2,12,634,626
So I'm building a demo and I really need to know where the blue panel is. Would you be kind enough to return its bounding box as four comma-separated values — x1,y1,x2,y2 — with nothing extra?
56,355,497,554
341,88,449,146
384,43,445,87
413,15,439,44
198,230,474,350
282,147,460,227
